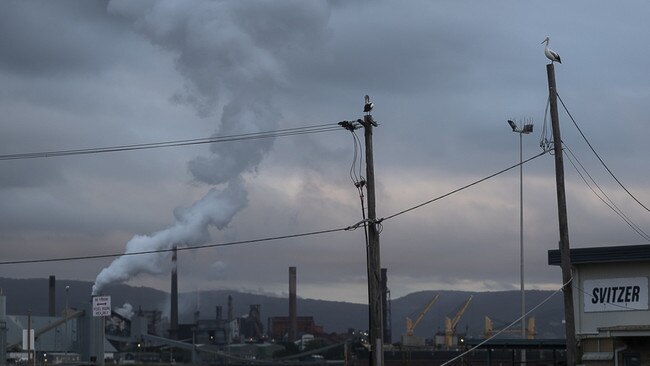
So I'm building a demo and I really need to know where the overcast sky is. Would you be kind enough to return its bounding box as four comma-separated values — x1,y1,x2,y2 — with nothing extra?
1,1,649,304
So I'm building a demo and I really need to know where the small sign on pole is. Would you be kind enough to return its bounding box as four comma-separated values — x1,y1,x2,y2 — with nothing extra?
92,295,111,317
22,329,34,350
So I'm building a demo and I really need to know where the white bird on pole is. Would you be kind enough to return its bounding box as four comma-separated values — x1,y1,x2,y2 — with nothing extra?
541,36,561,64
364,94,373,113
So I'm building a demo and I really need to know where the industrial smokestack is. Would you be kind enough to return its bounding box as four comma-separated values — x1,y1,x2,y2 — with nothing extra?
381,268,392,344
227,295,233,322
48,275,55,317
1,289,6,366
170,246,178,340
289,266,297,342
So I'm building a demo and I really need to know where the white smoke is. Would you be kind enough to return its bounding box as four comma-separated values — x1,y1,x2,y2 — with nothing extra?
92,0,330,295
114,303,135,319
92,182,247,295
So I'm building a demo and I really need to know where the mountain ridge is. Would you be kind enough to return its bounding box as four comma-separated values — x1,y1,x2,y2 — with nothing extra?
0,277,565,339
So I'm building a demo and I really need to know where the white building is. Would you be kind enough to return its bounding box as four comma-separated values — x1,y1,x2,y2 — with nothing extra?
549,244,650,366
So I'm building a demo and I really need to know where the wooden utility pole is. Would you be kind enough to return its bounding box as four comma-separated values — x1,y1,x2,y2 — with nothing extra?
546,63,577,365
362,98,384,366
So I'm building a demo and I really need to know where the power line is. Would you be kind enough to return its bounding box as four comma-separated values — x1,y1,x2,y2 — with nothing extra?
0,151,550,267
563,143,650,241
10,116,550,253
380,149,550,222
0,123,342,161
557,93,650,213
0,226,354,266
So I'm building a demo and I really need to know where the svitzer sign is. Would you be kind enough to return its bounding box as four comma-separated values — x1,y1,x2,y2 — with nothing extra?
584,277,648,312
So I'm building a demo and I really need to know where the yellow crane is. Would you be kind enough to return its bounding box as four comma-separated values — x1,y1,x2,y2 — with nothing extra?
444,295,473,348
484,316,536,339
401,294,440,347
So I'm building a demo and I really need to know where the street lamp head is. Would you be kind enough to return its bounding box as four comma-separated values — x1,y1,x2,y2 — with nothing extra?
522,123,534,134
507,119,517,131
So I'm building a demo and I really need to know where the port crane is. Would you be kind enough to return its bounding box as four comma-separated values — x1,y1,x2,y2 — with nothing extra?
401,293,439,347
484,316,536,339
444,295,473,348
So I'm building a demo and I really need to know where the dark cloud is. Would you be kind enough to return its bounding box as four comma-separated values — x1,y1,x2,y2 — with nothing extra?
1,1,650,302
0,0,131,77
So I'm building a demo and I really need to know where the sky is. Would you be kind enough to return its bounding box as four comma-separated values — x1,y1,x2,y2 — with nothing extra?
1,0,650,305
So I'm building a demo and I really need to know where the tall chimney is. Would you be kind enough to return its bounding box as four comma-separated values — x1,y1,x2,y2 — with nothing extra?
381,268,392,344
289,266,297,342
1,288,7,366
227,295,233,322
48,275,56,317
170,246,178,339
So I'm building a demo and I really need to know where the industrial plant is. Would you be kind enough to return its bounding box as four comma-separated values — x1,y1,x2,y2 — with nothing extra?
0,266,340,365
0,259,572,366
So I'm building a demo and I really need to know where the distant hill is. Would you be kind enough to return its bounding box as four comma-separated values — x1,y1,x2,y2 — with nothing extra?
0,277,565,340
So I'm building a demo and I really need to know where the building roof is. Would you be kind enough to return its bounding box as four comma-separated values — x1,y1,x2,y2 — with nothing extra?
548,244,650,266
464,338,566,349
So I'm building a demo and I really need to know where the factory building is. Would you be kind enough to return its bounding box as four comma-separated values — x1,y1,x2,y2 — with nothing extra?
0,265,338,364
549,244,650,366
268,316,323,341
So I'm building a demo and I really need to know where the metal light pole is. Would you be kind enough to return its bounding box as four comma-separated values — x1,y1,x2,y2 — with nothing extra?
507,119,533,341
65,286,69,356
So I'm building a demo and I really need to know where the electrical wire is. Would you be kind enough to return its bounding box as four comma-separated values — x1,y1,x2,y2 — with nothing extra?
0,123,342,161
556,93,650,213
341,124,373,312
563,143,650,241
0,226,355,266
3,119,542,266
539,96,553,151
0,123,550,267
349,129,365,186
380,149,551,223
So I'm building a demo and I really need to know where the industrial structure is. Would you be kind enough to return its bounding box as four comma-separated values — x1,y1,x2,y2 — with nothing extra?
268,267,326,342
442,295,473,348
484,316,536,339
381,268,392,345
0,265,345,365
0,254,578,366
401,294,439,347
431,296,473,349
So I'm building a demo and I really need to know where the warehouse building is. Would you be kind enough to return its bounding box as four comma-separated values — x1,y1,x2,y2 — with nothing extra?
549,244,650,366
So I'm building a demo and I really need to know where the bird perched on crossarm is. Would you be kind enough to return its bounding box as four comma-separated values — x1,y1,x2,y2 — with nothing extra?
541,36,561,64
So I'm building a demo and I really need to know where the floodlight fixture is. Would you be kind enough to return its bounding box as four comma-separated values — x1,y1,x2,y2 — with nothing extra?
522,123,534,134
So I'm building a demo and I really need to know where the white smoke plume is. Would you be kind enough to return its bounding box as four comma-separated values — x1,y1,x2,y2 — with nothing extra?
92,182,247,295
92,1,330,295
114,303,135,319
